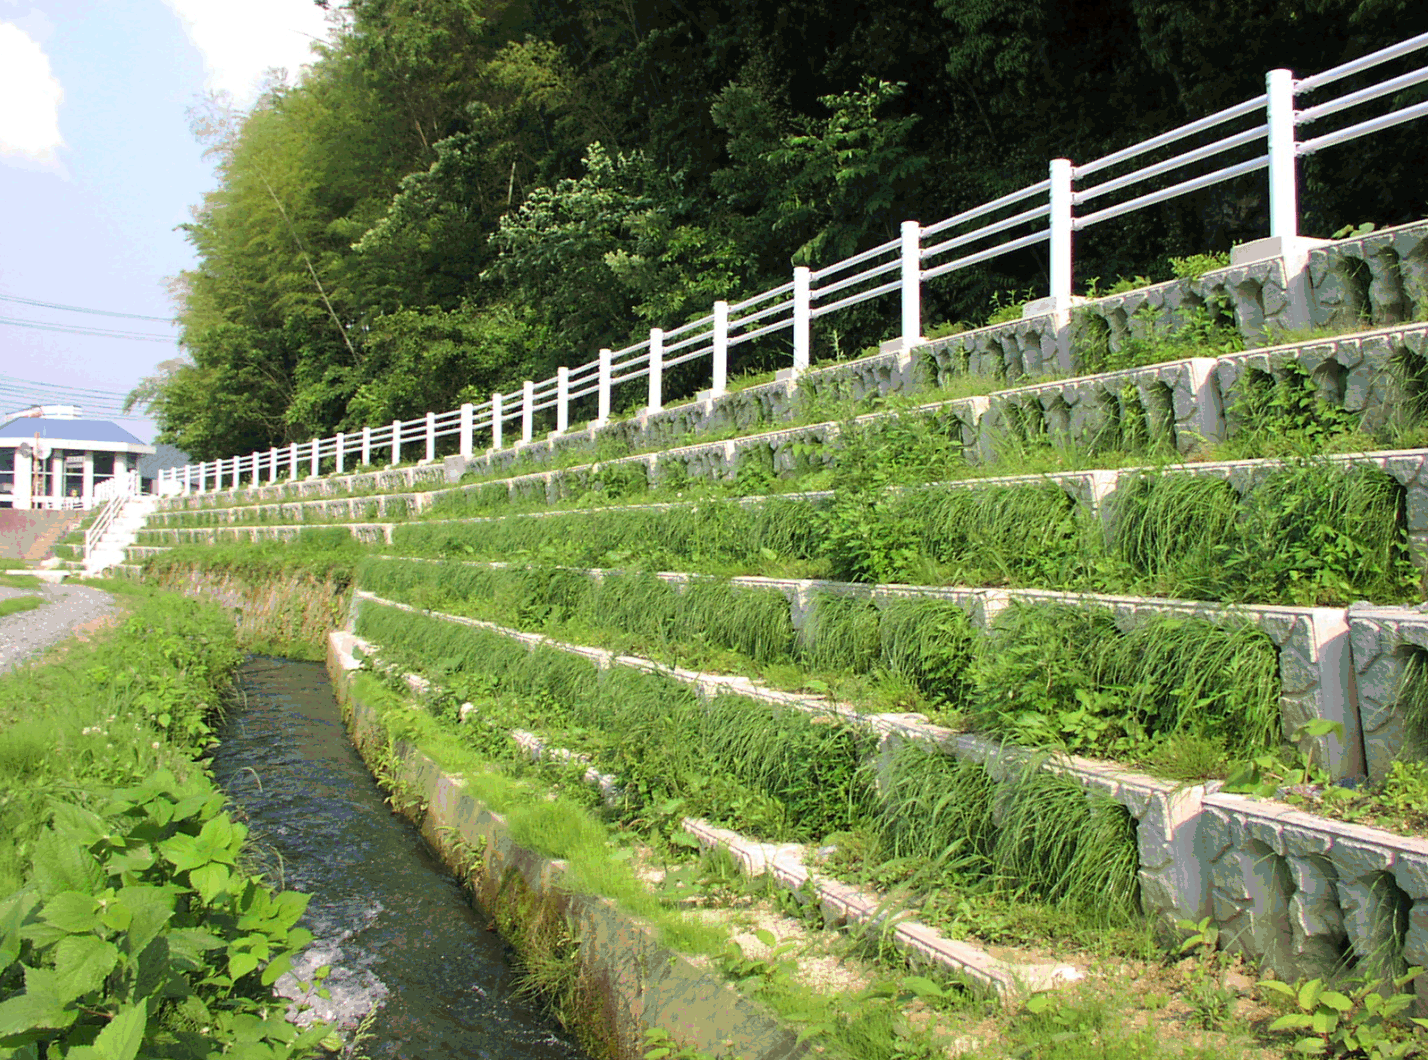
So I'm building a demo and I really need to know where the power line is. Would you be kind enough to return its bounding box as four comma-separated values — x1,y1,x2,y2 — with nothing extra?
0,292,175,322
0,373,133,399
0,316,177,342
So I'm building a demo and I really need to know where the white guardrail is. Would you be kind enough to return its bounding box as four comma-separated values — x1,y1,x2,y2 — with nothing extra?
83,471,139,561
158,32,1428,497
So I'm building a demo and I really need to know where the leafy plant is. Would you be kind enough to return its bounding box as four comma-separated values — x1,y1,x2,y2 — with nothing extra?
1169,252,1230,280
0,775,329,1060
1259,969,1427,1058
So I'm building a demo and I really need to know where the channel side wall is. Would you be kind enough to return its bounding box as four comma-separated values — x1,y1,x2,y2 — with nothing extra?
326,631,809,1060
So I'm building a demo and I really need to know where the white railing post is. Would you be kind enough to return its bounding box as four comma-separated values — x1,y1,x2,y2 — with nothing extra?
1267,68,1299,240
230,457,239,491
712,300,728,397
792,266,811,373
556,367,570,434
269,447,279,484
198,463,206,492
425,412,436,462
900,220,922,350
361,426,371,466
491,392,503,449
522,381,535,444
597,348,612,424
251,450,261,487
335,432,345,474
1049,158,1074,309
390,419,402,465
459,402,474,458
648,328,663,413
309,438,320,478
289,442,299,481
185,465,192,494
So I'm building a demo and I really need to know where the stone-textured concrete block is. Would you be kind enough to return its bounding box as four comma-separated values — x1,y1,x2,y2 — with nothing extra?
1347,604,1428,782
981,357,1222,457
1308,221,1428,330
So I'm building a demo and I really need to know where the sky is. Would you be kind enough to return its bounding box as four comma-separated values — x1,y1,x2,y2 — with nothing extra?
0,0,334,445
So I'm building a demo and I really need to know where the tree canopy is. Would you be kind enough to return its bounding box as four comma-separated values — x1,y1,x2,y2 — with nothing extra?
144,0,1428,458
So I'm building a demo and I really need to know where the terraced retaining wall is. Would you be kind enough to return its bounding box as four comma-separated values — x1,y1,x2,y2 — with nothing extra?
346,589,1428,1001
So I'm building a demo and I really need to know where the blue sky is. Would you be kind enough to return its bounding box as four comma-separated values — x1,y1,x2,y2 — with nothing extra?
0,0,332,444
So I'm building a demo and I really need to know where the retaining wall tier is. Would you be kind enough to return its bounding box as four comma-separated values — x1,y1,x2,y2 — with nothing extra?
344,590,1428,992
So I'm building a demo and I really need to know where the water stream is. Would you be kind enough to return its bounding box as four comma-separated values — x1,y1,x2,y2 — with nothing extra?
212,656,588,1060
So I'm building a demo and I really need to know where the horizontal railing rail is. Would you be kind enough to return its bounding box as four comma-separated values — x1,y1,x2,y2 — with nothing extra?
157,33,1428,498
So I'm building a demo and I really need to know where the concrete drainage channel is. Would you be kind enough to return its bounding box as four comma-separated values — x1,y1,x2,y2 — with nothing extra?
327,633,815,1060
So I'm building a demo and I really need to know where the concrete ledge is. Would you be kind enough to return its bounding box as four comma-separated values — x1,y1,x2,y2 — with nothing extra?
679,818,1084,997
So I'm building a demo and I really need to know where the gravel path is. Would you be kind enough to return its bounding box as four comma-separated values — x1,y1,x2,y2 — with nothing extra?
0,581,120,674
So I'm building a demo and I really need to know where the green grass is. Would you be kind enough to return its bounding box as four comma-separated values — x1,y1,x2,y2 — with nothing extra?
356,556,1287,771
0,595,44,619
968,602,1281,768
353,600,1147,942
362,450,1423,608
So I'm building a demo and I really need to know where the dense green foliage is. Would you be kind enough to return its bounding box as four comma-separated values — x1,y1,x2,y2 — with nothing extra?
354,559,1283,768
0,595,328,1059
146,0,1428,458
352,600,1143,919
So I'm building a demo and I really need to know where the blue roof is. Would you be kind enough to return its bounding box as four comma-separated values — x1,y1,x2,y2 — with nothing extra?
0,418,146,446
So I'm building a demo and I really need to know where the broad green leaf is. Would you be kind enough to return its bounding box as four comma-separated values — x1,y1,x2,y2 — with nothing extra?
1316,989,1352,1012
0,893,39,969
260,952,293,987
91,1000,147,1060
28,830,103,900
754,928,776,947
189,863,231,904
48,803,108,851
0,972,79,1035
900,976,945,999
52,936,119,1002
1269,1014,1315,1031
39,892,102,935
229,951,260,980
113,886,175,957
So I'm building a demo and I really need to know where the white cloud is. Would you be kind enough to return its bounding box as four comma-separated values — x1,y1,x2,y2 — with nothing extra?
0,20,64,172
162,0,333,106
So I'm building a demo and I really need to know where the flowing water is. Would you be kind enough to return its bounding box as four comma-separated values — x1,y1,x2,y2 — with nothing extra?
213,656,588,1060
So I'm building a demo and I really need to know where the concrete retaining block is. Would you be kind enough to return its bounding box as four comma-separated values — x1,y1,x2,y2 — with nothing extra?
1072,258,1291,361
921,314,1062,384
980,357,1222,458
1308,220,1428,331
1347,604,1428,783
1215,322,1428,438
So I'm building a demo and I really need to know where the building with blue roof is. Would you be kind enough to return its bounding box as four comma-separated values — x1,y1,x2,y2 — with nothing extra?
0,408,155,509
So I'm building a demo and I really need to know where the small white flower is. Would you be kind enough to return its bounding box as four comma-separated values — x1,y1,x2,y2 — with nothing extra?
151,741,161,750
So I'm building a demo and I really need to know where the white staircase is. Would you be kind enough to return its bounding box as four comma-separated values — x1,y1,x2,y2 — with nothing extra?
83,495,157,576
